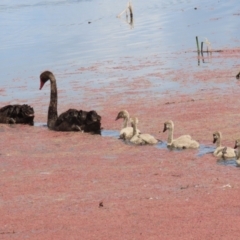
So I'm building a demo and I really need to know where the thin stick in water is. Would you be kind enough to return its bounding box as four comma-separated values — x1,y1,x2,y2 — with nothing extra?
196,36,200,52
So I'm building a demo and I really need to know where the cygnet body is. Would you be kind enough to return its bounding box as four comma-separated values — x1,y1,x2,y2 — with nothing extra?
162,120,199,149
212,131,235,158
130,117,158,145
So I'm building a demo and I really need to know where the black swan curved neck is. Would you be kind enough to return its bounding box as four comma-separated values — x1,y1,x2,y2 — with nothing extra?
47,74,58,129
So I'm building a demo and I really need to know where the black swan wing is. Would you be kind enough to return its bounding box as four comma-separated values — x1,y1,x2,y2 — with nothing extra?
55,109,86,125
54,109,101,133
0,104,34,125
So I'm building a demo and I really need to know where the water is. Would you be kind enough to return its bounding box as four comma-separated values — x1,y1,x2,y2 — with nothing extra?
34,122,47,127
217,158,238,167
101,129,119,138
0,0,239,103
155,141,168,149
197,144,215,157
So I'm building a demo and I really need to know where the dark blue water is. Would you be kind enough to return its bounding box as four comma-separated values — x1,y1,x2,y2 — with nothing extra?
217,159,238,167
101,129,119,138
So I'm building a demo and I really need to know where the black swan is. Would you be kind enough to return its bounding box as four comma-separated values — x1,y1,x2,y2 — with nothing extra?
39,71,101,133
0,104,34,125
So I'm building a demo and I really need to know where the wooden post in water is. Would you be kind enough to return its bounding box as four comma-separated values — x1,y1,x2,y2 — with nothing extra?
128,1,133,19
196,36,200,53
201,42,204,53
117,1,133,19
201,41,204,63
196,36,200,65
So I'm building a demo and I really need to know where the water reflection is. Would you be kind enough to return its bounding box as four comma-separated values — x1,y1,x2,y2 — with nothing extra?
197,50,212,65
118,12,134,29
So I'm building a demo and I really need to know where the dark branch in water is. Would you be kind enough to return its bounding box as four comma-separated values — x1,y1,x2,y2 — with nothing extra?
117,1,134,28
128,2,133,19
117,1,133,17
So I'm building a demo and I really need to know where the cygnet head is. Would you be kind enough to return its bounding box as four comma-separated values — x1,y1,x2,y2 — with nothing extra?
22,104,35,118
163,120,174,132
234,139,240,149
213,131,222,144
86,110,101,124
115,110,129,121
39,71,54,90
130,117,139,126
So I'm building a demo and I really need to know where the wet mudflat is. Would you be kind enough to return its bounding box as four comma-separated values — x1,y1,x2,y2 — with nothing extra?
1,0,240,239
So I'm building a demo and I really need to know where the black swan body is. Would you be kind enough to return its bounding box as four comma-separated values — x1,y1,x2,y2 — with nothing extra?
0,104,34,125
39,71,101,133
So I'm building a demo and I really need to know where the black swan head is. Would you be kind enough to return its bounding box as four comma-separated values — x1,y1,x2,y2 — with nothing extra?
40,71,54,90
85,110,101,124
21,104,35,118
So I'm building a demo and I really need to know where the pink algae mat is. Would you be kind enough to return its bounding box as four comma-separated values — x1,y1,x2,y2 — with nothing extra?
1,50,240,239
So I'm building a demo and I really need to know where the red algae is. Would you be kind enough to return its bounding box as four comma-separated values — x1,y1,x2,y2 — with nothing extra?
1,48,240,240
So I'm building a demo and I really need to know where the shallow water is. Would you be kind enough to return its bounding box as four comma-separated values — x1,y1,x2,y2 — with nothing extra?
197,144,215,157
155,141,168,149
217,158,238,167
34,122,47,127
101,129,119,138
0,0,239,103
